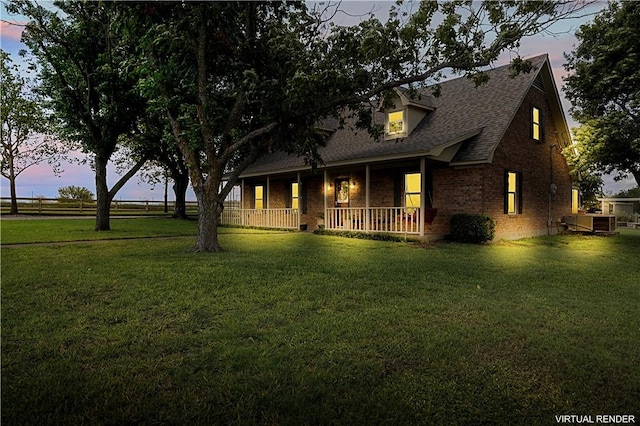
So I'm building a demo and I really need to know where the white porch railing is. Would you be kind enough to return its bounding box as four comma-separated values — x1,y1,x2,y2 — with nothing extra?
220,207,421,234
326,207,421,234
220,208,299,229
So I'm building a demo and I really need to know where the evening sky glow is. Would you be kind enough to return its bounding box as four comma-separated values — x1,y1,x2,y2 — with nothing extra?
0,1,635,201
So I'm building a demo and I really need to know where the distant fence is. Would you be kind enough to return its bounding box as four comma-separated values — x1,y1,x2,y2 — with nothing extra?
0,197,200,216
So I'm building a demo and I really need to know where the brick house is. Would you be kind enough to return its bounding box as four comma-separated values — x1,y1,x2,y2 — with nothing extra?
223,54,577,240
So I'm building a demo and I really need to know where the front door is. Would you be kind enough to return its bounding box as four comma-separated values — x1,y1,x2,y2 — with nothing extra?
335,178,350,208
334,178,351,228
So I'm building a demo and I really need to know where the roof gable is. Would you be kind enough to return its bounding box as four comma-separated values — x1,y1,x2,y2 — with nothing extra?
392,87,436,111
537,59,572,149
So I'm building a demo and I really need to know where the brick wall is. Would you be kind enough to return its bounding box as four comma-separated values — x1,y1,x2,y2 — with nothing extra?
430,165,486,234
303,175,324,226
268,179,287,209
369,169,398,207
488,87,572,239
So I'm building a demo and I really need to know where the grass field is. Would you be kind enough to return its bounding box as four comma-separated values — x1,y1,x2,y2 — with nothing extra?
0,216,277,245
2,218,639,425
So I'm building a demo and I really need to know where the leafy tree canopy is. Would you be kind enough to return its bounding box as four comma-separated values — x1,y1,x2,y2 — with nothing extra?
7,0,593,250
564,1,640,186
613,186,640,198
564,124,604,208
8,0,151,230
134,1,590,252
1,49,64,214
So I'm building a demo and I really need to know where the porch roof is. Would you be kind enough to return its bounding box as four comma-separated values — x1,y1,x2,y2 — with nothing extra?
242,54,551,177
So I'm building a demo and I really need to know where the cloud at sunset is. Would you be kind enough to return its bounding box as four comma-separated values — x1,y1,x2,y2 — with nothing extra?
0,20,25,42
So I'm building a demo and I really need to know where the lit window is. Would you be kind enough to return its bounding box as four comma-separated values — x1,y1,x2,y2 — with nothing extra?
532,106,542,142
255,185,264,210
507,173,517,213
405,172,421,213
387,110,404,135
291,182,299,210
572,188,579,214
505,171,521,214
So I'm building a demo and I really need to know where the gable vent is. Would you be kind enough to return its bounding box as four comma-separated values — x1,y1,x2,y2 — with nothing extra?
532,73,544,91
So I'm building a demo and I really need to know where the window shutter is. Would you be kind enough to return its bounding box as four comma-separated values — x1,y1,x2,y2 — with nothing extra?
530,106,535,140
285,182,291,209
301,181,307,214
393,172,402,207
503,170,509,214
517,172,523,214
426,169,434,208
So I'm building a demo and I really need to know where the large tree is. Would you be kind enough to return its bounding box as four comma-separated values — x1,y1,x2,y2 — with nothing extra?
113,114,190,219
136,1,589,252
8,0,148,230
0,49,63,214
564,1,640,186
564,124,604,210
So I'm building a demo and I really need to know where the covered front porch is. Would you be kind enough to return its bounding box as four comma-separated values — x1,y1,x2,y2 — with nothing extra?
222,158,444,237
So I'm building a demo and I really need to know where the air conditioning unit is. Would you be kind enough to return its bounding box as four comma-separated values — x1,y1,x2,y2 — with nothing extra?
562,214,616,233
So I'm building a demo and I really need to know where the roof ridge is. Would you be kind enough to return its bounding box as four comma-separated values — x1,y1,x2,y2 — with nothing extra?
418,53,548,94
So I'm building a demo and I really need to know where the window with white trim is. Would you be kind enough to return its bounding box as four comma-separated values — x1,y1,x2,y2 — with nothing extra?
255,185,264,210
532,106,542,142
505,171,522,214
387,110,405,135
291,182,299,210
405,172,421,214
572,188,579,214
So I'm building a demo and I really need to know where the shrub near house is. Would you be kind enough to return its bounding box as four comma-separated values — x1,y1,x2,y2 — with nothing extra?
450,214,495,243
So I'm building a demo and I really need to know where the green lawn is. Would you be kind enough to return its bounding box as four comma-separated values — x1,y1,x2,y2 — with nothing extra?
0,216,280,245
2,219,639,425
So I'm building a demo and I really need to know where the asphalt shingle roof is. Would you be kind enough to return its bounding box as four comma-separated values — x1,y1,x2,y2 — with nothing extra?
242,54,548,176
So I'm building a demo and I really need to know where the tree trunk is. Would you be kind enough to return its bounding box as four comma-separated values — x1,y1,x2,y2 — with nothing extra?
9,175,18,215
6,150,18,214
93,154,147,231
164,174,169,213
172,173,189,219
94,154,111,231
192,180,224,252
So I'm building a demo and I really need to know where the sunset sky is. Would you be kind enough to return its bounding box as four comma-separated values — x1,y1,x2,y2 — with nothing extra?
1,1,635,201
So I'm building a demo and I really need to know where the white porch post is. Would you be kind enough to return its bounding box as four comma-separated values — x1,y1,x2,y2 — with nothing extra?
241,179,245,226
266,176,271,227
297,172,302,229
324,169,328,225
420,158,426,237
365,164,370,232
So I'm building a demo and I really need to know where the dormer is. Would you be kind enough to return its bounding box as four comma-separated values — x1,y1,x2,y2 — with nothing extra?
383,87,435,140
